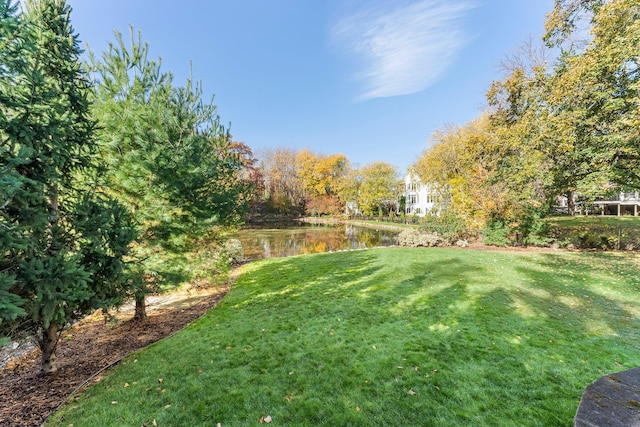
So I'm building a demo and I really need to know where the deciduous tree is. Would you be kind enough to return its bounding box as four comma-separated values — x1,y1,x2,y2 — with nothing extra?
357,162,400,216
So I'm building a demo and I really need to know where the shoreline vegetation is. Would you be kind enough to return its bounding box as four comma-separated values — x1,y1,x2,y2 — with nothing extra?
298,216,415,232
292,215,640,251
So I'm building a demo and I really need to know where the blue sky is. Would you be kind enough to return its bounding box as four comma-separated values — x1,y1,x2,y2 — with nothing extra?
64,0,554,172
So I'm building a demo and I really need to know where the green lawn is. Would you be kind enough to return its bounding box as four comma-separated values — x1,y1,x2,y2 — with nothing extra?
546,215,640,229
49,248,640,426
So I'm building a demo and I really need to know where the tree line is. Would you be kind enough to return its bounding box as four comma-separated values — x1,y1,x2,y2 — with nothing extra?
412,0,639,240
0,0,251,374
246,147,402,218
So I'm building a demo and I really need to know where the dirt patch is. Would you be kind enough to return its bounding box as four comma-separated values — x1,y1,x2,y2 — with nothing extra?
0,283,231,427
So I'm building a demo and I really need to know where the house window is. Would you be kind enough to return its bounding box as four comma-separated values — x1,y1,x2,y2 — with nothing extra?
408,194,417,204
415,208,421,214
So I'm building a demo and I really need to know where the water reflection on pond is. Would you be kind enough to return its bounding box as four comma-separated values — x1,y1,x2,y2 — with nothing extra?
231,223,399,260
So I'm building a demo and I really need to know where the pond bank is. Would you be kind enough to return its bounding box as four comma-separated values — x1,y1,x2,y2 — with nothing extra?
299,216,414,232
231,221,400,259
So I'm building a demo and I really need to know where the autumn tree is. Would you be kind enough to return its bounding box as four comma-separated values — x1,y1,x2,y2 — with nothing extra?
335,167,362,215
414,115,510,230
256,148,304,216
545,0,640,192
357,162,400,216
485,40,557,215
0,0,136,373
295,149,349,215
485,0,640,216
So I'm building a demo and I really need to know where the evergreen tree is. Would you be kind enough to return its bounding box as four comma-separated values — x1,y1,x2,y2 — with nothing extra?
0,0,135,374
0,0,26,327
90,30,251,319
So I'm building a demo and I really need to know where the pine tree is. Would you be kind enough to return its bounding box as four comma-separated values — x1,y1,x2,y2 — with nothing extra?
0,0,27,327
0,0,135,374
90,30,251,319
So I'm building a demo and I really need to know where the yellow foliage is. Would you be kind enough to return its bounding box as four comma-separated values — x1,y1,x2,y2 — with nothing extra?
413,115,507,230
295,149,349,197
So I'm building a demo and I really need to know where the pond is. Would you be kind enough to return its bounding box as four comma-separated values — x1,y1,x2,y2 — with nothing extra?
231,223,400,260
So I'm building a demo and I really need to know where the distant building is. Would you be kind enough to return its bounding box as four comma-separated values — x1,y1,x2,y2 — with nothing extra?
595,192,640,216
404,171,443,217
345,200,360,216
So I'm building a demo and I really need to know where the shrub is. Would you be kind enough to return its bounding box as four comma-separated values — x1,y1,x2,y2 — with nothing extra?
223,239,245,264
483,220,511,246
397,229,446,247
518,210,553,246
418,211,467,243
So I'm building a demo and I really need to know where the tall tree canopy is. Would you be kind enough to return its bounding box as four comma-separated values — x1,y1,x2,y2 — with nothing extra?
295,149,349,216
415,0,638,230
414,115,509,229
357,162,400,216
0,0,135,374
90,29,251,319
255,147,304,216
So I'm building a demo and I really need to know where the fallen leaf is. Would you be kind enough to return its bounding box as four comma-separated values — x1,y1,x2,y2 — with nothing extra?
372,345,377,350
124,383,129,388
397,366,404,370
408,389,417,395
198,368,203,373
158,378,164,383
161,388,166,393
356,406,361,412
152,420,157,427
164,404,171,409
413,366,419,371
264,415,272,423
216,424,222,427
259,416,264,423
111,401,117,405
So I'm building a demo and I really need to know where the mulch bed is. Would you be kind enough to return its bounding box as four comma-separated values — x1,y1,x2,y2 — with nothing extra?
0,286,230,427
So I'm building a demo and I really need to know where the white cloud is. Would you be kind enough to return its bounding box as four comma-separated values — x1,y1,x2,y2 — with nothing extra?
331,0,476,100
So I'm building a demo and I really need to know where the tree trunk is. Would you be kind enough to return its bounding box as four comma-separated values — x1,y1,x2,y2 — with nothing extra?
134,294,146,320
567,191,575,216
39,322,59,375
40,187,61,375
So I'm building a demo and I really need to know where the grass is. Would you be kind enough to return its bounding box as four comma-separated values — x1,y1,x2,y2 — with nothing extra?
546,215,640,228
544,215,640,249
48,248,640,426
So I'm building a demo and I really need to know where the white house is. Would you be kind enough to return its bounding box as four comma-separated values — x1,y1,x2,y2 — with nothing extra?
595,192,640,216
345,200,360,216
404,171,442,217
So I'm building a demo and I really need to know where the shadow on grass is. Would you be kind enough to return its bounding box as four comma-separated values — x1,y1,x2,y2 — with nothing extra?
50,248,640,427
